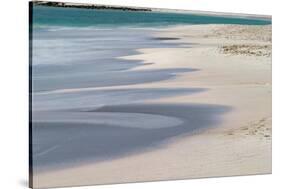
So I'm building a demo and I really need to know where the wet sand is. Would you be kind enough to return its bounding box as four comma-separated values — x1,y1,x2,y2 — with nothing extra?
32,24,271,188
32,26,225,177
33,104,229,173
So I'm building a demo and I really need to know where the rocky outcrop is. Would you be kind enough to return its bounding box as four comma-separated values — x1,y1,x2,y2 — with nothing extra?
32,1,152,11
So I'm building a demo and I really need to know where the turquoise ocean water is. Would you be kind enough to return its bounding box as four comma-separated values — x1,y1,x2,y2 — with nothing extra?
32,5,271,28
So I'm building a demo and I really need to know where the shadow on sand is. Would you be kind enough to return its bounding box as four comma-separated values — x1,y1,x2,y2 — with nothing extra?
33,103,231,173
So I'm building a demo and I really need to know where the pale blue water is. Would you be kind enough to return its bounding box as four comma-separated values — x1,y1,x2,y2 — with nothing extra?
32,5,260,173
32,5,271,28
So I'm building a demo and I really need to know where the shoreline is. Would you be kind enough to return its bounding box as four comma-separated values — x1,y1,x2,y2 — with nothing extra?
32,1,271,20
33,24,271,188
32,1,152,11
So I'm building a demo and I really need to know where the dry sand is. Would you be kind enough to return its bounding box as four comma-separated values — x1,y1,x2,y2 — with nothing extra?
33,24,272,188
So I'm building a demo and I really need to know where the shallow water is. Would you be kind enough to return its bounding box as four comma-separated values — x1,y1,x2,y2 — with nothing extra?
33,104,230,173
31,7,236,173
32,27,190,92
32,5,271,27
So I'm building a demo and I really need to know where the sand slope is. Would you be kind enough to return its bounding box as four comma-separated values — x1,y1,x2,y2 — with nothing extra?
33,24,271,188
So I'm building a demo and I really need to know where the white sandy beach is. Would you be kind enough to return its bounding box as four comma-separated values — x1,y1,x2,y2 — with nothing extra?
33,24,271,188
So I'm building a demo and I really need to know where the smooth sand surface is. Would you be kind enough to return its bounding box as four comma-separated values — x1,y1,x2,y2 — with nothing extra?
33,24,271,188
